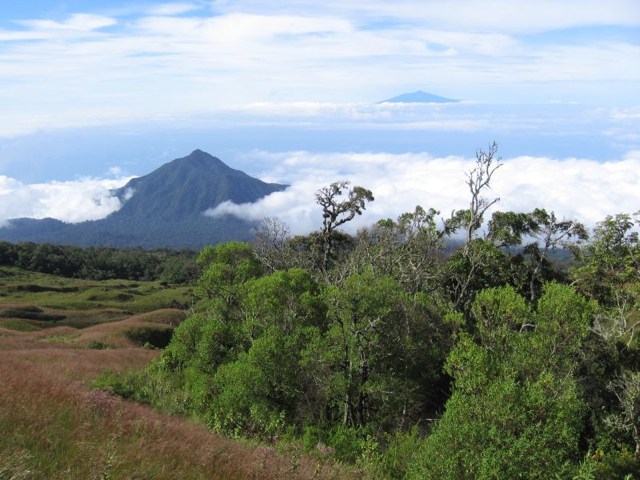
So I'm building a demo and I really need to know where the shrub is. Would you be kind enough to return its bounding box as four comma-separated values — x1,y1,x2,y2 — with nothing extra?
124,326,173,348
592,449,640,479
87,340,108,350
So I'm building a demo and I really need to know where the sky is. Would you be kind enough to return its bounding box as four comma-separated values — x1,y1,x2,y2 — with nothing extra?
0,1,639,233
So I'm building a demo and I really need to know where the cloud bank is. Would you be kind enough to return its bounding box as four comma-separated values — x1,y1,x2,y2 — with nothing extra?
0,175,132,227
207,150,640,234
2,150,638,237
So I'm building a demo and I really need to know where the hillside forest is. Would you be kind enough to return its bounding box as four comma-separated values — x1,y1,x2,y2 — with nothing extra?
4,144,640,479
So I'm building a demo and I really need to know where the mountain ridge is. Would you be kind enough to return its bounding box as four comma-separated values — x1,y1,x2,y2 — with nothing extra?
111,149,286,222
0,150,288,249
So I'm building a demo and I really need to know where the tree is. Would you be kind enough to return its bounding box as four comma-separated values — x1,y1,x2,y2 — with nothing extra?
209,324,318,436
315,181,374,271
444,143,504,311
445,238,510,316
607,370,640,457
241,268,326,337
574,213,640,391
320,271,449,432
445,142,502,244
251,217,293,273
337,206,446,294
161,264,327,436
195,241,264,311
409,284,594,479
487,211,537,249
574,212,640,306
524,208,588,303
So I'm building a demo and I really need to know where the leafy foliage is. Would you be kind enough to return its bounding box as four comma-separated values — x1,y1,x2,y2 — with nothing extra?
0,241,198,283
73,146,640,478
409,284,593,479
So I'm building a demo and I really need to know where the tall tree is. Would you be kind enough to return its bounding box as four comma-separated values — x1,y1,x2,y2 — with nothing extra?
321,271,447,432
315,181,374,272
607,370,640,457
574,212,640,306
445,142,502,244
444,143,504,311
250,217,293,273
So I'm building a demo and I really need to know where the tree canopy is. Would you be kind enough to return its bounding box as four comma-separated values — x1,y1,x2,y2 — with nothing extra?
97,147,640,479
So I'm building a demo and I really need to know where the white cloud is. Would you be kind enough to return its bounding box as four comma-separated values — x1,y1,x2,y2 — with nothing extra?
226,101,488,130
611,106,640,121
225,0,640,33
0,0,636,143
426,0,639,32
2,148,637,238
0,175,133,226
133,12,352,44
0,1,636,138
206,150,640,235
147,3,201,16
18,13,117,32
0,14,117,41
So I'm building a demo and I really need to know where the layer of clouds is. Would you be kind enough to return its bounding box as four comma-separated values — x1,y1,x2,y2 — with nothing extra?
147,3,201,16
207,150,640,234
0,175,132,227
16,14,117,34
225,1,640,34
0,1,638,137
2,149,638,235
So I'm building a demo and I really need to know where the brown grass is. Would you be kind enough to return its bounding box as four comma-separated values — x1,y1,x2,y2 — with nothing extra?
0,311,355,479
0,307,185,350
124,308,187,325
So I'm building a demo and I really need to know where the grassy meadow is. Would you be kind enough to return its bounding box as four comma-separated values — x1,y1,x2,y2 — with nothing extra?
0,266,352,479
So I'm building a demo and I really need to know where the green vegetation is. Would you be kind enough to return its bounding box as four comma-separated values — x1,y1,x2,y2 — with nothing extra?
0,266,192,353
0,242,199,283
96,145,640,479
0,266,193,315
3,145,640,478
0,266,349,479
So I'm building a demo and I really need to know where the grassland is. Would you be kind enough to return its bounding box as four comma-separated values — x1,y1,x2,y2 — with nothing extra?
0,267,353,479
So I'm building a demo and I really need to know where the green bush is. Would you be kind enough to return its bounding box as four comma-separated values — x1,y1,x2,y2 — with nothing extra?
592,449,640,479
369,428,422,480
87,340,107,350
326,426,368,463
124,325,173,348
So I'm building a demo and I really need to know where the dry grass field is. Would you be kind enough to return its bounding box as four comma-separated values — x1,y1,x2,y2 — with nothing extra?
0,268,353,479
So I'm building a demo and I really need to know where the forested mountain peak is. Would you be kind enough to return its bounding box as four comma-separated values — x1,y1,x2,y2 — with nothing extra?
113,149,286,222
143,149,235,177
0,150,288,248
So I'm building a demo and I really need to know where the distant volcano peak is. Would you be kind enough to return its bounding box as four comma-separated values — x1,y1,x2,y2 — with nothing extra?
174,149,230,170
378,90,458,104
0,150,288,249
112,150,286,222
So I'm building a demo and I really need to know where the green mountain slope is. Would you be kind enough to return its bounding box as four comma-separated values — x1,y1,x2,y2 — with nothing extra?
0,150,288,249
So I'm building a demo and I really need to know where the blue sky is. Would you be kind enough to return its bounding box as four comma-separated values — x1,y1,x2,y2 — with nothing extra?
1,0,638,131
0,1,639,230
